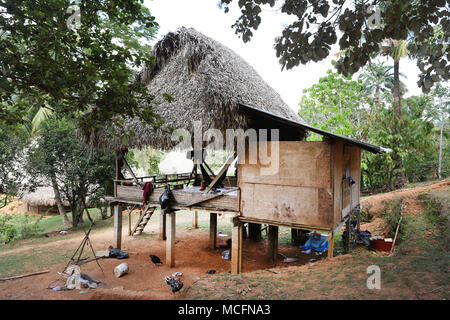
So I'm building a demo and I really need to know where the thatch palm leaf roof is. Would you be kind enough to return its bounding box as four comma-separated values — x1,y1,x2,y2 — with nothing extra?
79,27,304,151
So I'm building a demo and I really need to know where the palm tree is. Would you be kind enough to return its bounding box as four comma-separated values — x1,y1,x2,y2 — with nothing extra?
380,39,409,118
359,61,407,104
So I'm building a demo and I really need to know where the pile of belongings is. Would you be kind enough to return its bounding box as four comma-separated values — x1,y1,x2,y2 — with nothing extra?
109,248,129,259
354,229,372,248
300,232,329,253
50,265,103,291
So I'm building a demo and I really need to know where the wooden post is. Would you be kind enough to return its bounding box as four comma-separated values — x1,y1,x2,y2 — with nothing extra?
344,218,351,253
192,211,198,229
327,233,335,258
159,210,166,240
231,218,243,274
291,228,299,245
128,207,132,236
357,206,361,230
114,151,119,197
166,211,176,268
267,225,278,262
113,204,123,249
248,223,262,242
209,213,217,249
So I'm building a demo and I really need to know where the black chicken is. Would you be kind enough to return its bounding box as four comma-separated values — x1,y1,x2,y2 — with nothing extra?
149,254,163,266
165,276,183,294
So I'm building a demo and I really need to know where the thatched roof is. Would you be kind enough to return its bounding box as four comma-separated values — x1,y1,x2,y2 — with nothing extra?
79,27,305,151
21,187,70,207
21,187,102,207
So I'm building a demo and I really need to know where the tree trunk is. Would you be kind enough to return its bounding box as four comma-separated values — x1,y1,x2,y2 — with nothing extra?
393,60,401,119
50,174,72,229
438,120,443,179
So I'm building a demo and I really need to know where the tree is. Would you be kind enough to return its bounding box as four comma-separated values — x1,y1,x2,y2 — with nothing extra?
379,39,409,118
0,124,26,207
219,0,449,92
429,83,450,179
357,61,406,104
19,103,74,228
25,118,115,228
0,0,160,134
298,67,373,140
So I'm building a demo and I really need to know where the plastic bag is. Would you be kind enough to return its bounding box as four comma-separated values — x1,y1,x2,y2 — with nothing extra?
222,249,230,260
159,185,174,209
109,248,129,259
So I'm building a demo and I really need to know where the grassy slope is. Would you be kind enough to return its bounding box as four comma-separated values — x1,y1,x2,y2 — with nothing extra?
185,186,449,300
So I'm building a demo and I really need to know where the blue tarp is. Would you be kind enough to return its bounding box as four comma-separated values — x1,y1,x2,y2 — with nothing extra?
300,233,329,252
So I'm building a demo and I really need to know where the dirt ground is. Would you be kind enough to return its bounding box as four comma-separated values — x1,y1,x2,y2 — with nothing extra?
360,180,450,218
0,211,324,300
1,180,448,300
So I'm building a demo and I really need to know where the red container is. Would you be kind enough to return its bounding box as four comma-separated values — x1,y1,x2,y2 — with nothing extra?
370,239,393,252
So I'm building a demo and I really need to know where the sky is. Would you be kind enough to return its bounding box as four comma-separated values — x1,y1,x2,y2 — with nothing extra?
143,0,423,114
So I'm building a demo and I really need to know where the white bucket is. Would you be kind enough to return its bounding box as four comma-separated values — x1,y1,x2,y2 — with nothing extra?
114,263,129,278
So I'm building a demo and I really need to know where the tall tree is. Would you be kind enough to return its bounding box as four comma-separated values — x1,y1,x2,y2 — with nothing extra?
0,124,26,207
298,67,372,140
219,0,449,92
379,39,409,118
429,83,450,179
357,61,406,104
0,0,160,134
25,118,115,228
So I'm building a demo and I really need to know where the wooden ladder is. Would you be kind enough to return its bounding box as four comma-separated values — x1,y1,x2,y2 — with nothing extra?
132,204,156,235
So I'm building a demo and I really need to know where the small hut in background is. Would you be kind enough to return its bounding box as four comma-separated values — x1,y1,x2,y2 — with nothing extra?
21,187,70,215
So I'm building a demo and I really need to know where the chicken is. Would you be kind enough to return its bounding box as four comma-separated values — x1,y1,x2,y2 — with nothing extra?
149,254,163,266
165,276,183,294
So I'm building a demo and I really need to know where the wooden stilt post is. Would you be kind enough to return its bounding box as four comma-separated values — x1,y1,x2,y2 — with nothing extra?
344,216,351,253
128,207,132,236
159,210,166,240
291,228,299,245
267,225,278,262
166,211,176,268
192,211,198,229
357,206,361,230
113,204,123,249
345,218,351,253
209,213,217,249
327,232,335,258
231,218,243,274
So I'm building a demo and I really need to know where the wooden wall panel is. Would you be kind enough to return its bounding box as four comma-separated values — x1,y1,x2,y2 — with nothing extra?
349,146,362,209
239,141,331,189
332,140,344,227
238,141,334,229
239,183,333,227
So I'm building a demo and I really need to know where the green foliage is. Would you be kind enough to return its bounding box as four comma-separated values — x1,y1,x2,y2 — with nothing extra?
25,118,115,226
15,214,44,239
220,0,449,92
0,124,27,198
381,198,407,241
361,95,438,190
299,61,446,192
298,68,372,140
0,0,160,133
0,215,17,244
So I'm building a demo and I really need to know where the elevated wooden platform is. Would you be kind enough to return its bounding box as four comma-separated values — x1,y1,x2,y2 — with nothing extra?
113,185,239,213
